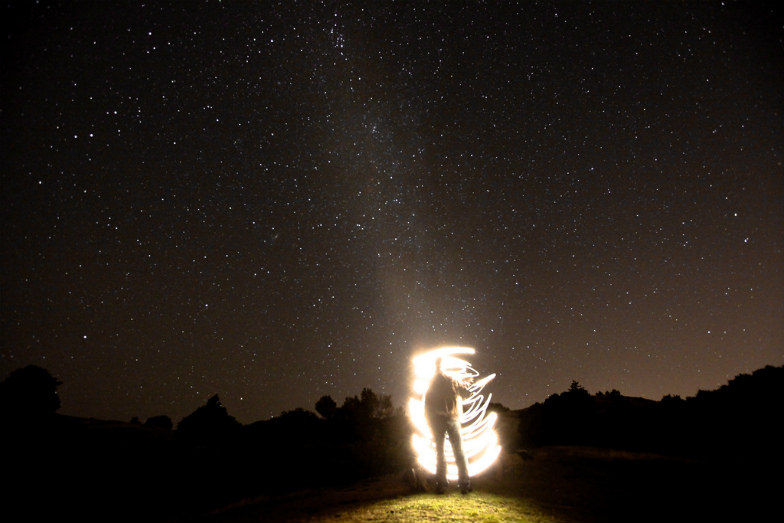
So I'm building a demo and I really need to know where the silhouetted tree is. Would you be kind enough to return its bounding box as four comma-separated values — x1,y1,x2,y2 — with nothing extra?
567,380,590,398
315,395,337,419
268,407,322,443
520,380,597,447
364,387,394,418
598,389,622,399
177,394,240,442
337,388,394,425
661,394,683,404
0,365,61,419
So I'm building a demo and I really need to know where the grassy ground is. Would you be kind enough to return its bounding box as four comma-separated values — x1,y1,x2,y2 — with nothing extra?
189,450,556,523
190,446,775,523
309,492,552,523
192,479,552,523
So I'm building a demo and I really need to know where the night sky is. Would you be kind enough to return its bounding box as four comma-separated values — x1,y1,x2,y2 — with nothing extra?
2,1,782,424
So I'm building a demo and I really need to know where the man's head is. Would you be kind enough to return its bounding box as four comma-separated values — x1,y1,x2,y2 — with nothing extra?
434,357,443,373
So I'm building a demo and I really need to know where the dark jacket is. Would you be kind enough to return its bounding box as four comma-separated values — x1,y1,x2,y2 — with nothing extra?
424,371,471,420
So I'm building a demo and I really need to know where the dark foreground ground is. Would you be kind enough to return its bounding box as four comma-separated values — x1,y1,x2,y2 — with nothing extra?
183,446,778,523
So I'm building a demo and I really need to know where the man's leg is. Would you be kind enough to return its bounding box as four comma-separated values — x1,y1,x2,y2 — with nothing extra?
431,417,448,493
446,418,471,493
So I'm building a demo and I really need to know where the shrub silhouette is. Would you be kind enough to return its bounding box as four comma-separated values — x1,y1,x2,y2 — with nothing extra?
315,394,337,419
0,364,61,420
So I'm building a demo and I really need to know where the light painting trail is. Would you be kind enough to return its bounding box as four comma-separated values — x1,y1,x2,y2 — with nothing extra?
409,346,502,480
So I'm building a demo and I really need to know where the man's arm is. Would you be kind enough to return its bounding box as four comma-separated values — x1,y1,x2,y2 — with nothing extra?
454,378,473,399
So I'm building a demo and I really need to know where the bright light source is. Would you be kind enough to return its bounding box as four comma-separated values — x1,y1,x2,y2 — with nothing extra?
408,346,501,480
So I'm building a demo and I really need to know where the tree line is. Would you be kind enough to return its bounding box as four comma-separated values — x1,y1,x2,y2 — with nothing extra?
2,363,782,521
0,365,412,522
517,365,784,457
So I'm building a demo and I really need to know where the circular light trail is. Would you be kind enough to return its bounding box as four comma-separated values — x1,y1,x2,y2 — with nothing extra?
408,346,501,480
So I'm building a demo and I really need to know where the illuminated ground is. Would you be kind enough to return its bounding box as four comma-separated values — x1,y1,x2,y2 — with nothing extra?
196,457,552,523
195,446,772,523
301,492,552,523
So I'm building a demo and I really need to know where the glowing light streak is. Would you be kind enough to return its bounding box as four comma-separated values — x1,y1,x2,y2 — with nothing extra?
408,346,501,480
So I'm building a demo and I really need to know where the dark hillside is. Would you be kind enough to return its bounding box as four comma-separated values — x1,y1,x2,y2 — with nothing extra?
517,365,784,458
1,388,409,522
2,365,782,522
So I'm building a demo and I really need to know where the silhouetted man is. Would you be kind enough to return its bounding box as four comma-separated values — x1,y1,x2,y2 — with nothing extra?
424,357,472,494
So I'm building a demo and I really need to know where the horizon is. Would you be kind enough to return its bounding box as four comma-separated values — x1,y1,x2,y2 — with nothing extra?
8,361,778,426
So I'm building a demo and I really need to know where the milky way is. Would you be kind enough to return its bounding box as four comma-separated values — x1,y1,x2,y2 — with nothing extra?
2,1,782,423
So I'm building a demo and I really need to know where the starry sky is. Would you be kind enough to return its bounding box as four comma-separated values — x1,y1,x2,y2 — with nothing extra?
2,1,782,424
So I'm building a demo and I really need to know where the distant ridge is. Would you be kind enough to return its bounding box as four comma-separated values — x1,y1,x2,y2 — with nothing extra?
516,364,784,457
